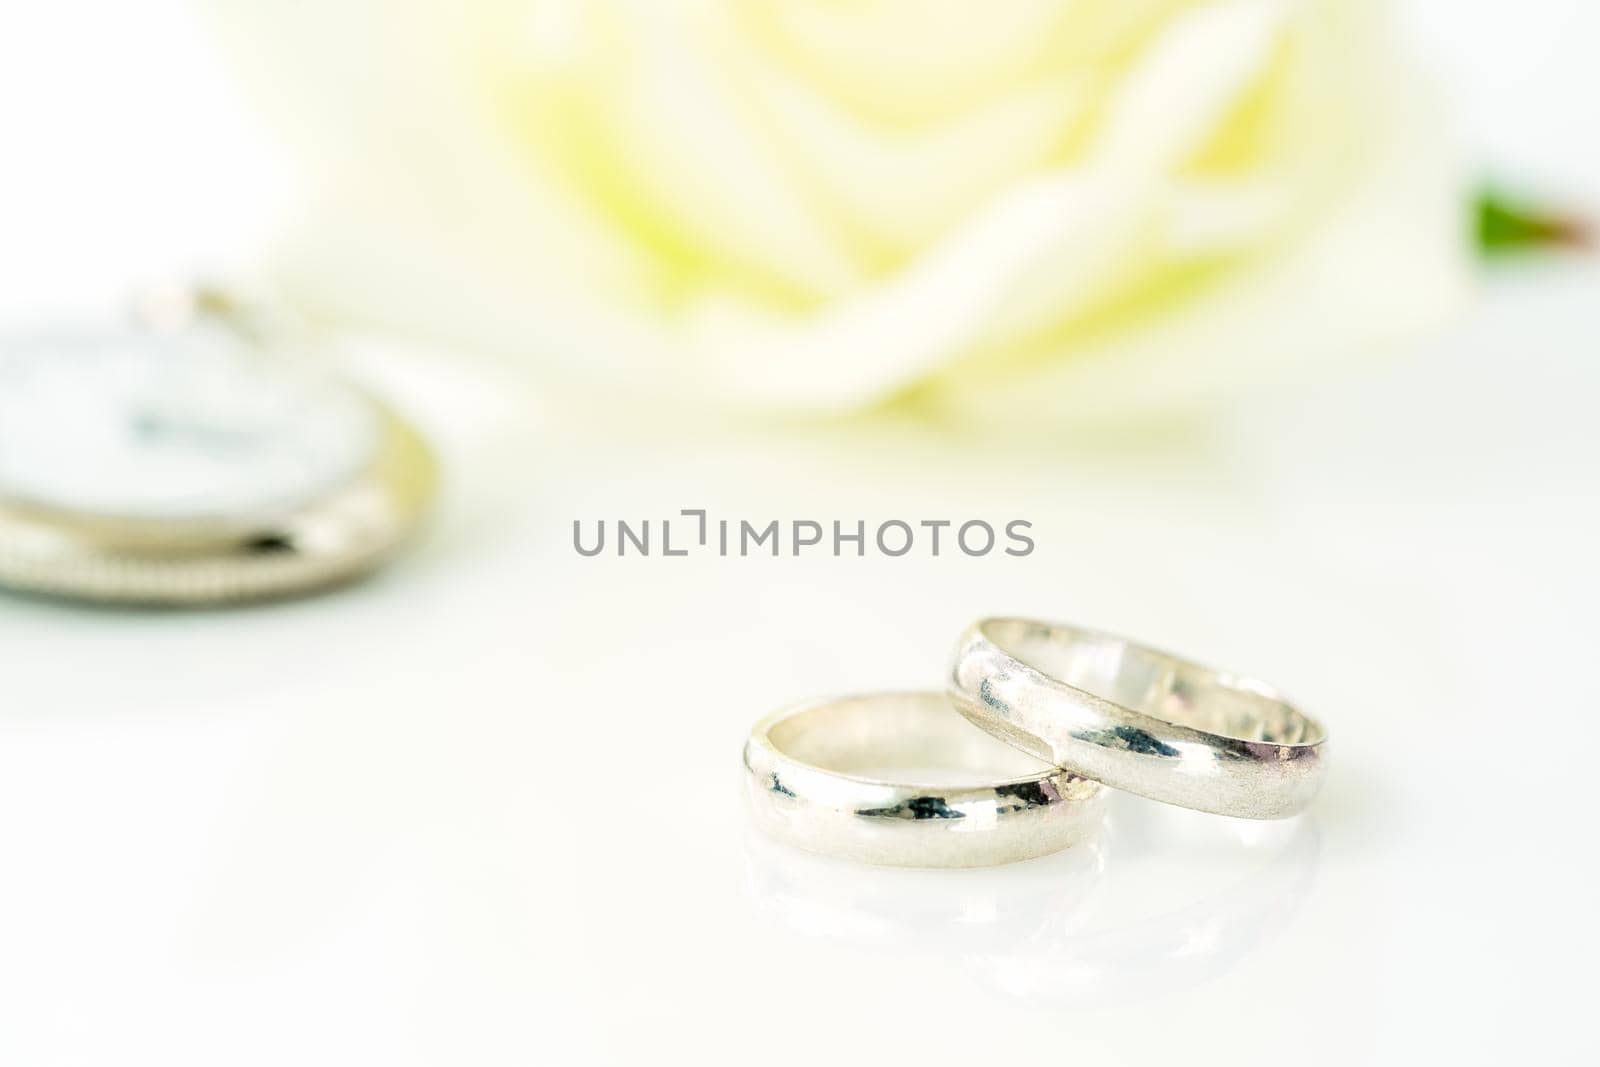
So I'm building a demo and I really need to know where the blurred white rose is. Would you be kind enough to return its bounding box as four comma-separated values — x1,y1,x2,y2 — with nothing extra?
216,0,1469,423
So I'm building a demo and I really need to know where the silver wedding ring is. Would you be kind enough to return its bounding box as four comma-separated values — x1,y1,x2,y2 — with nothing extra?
743,618,1328,866
742,692,1104,868
949,618,1326,819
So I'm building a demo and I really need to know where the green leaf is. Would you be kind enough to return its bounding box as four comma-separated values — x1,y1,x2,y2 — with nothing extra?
1476,189,1591,256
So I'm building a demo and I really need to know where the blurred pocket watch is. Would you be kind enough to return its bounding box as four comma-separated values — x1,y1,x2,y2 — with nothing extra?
0,285,436,606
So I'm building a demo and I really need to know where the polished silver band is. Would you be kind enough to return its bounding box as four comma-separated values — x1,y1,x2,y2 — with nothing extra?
743,692,1104,867
949,619,1326,819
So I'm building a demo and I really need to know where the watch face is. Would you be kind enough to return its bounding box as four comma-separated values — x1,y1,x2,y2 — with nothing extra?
0,326,380,522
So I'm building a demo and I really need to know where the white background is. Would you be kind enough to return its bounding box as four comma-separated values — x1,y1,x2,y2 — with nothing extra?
1,3,1597,1064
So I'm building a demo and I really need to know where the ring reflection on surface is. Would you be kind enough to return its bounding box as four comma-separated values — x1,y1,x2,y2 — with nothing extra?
743,794,1319,1006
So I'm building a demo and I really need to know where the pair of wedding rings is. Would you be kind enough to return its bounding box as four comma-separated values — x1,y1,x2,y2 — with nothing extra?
743,618,1327,867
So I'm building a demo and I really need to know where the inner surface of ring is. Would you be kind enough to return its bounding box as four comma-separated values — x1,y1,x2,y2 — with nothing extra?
771,693,1053,786
982,620,1323,745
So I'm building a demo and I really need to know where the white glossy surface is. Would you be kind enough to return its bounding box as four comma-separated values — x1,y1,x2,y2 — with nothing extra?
0,267,1595,1063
